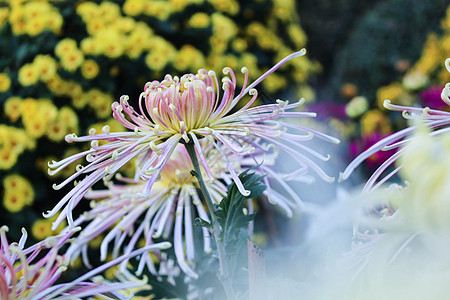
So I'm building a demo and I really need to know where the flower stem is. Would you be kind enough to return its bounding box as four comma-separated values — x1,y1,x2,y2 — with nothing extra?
185,142,235,299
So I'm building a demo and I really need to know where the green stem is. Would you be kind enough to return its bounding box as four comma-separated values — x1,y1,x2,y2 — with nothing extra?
185,142,235,300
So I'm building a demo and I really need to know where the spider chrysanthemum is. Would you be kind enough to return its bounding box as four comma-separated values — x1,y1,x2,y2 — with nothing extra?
65,140,312,278
47,49,339,229
0,225,170,300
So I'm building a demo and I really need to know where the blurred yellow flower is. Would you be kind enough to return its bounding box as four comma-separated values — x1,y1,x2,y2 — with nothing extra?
288,24,307,48
25,15,45,36
55,38,78,57
188,12,210,28
31,219,53,240
3,174,34,212
18,64,39,86
208,0,239,15
81,59,100,79
361,109,392,136
0,73,11,92
414,34,441,75
262,72,287,93
376,83,406,108
86,18,105,36
61,49,84,72
4,97,22,122
174,45,205,71
47,120,68,142
144,1,172,20
123,0,144,16
81,37,102,55
34,55,57,81
0,148,18,169
0,8,9,28
211,13,237,42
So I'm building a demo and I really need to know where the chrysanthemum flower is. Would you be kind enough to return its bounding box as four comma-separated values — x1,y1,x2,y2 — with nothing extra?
47,49,339,229
341,58,450,190
0,225,170,299
65,139,311,278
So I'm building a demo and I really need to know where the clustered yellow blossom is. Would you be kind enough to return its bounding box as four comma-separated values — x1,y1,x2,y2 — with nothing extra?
55,38,85,72
77,2,156,60
0,73,11,92
360,109,392,136
8,1,63,36
1,97,79,169
75,0,316,96
31,215,66,240
17,98,78,141
2,174,34,213
0,125,34,169
376,82,410,107
17,54,57,86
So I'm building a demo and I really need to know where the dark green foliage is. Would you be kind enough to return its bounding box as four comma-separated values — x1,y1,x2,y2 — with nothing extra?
195,169,266,297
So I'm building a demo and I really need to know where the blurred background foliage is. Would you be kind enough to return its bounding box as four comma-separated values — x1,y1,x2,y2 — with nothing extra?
1,0,450,295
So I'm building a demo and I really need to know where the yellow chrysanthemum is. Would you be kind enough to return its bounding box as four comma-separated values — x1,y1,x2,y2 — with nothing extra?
64,81,83,99
0,8,9,28
361,109,392,136
143,1,172,20
4,97,22,122
58,107,79,130
86,90,113,119
414,34,441,75
25,15,46,36
45,11,63,32
376,83,407,108
47,120,68,142
76,1,98,20
98,1,121,22
288,24,307,48
34,55,57,81
3,174,34,212
23,116,47,138
145,50,173,71
211,13,237,42
31,219,53,240
123,0,144,16
18,64,39,86
262,72,287,93
86,18,105,36
0,148,18,169
81,59,100,79
61,49,84,72
55,38,78,57
232,38,247,52
45,75,65,96
114,17,135,33
99,31,124,58
173,45,205,72
0,73,11,92
3,191,26,213
208,0,239,15
80,37,102,55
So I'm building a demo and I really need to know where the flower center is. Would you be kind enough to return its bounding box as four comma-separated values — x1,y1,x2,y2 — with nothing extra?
144,70,229,135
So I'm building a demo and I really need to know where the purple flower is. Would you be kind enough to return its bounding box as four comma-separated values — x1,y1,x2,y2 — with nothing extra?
420,85,447,109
